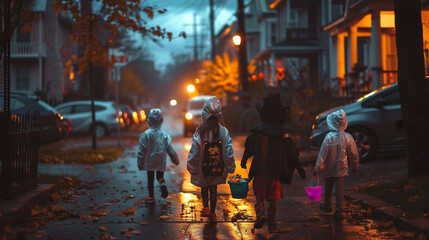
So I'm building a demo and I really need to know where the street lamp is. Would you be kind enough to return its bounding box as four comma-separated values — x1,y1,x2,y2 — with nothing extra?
232,34,242,46
187,84,195,93
170,99,177,106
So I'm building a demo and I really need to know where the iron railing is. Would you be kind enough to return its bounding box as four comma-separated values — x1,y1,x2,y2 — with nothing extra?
0,112,40,199
11,42,46,58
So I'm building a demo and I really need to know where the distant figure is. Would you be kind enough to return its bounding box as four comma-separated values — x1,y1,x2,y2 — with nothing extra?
187,96,236,222
313,109,359,220
137,108,179,203
241,93,306,232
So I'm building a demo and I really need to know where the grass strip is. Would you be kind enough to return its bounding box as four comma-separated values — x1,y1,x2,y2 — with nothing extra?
39,145,124,164
360,177,429,214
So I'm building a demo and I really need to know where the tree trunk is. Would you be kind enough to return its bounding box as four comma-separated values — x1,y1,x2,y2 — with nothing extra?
394,0,429,178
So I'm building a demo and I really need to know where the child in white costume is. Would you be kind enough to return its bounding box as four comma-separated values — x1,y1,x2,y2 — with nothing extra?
314,109,359,220
137,108,179,203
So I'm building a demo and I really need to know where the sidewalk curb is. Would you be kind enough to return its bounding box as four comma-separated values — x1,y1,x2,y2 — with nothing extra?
0,184,55,233
345,191,429,236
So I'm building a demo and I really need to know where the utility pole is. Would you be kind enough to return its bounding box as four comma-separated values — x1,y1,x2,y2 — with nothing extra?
209,0,215,61
193,14,198,60
237,0,249,104
185,14,206,61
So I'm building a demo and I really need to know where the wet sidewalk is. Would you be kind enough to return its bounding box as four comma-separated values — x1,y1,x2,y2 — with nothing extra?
2,128,428,239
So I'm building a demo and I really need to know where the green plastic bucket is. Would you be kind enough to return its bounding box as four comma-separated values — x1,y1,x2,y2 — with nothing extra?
228,178,249,199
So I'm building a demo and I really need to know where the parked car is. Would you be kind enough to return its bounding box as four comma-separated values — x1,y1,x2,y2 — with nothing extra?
55,100,119,137
118,104,139,127
0,92,63,144
184,95,213,137
310,79,429,161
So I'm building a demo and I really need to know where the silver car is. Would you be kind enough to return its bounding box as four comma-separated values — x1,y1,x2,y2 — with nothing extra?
310,79,429,161
184,95,213,137
55,100,119,137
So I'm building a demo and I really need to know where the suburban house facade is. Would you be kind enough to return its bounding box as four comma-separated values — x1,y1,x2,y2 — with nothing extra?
219,0,429,99
323,0,429,97
1,0,77,103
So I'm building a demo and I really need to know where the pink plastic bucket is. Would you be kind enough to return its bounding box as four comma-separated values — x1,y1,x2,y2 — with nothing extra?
305,176,322,201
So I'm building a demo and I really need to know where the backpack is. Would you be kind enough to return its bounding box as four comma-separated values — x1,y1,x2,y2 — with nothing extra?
202,140,224,177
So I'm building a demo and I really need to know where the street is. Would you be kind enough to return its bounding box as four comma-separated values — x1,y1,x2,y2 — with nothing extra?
25,109,410,239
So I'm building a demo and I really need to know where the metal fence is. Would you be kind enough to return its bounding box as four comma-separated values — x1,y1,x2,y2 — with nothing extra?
1,112,40,199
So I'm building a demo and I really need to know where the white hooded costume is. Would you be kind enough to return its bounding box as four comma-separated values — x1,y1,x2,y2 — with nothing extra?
137,108,179,171
314,109,359,177
186,96,236,187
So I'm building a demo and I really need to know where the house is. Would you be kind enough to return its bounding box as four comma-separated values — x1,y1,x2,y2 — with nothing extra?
1,0,77,104
323,0,429,97
254,0,330,90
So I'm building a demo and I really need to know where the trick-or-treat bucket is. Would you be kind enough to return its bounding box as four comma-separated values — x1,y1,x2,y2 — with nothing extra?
305,176,322,201
228,178,249,199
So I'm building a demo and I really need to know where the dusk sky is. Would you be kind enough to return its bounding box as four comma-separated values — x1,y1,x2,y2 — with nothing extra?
131,0,238,72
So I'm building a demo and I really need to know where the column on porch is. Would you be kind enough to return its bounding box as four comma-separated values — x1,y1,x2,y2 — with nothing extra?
371,10,382,90
347,26,358,85
336,33,346,96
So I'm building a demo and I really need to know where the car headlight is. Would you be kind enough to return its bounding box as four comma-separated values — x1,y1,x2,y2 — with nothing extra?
185,112,193,120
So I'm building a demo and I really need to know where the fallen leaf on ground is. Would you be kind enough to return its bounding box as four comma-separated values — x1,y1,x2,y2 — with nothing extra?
108,168,112,172
378,220,394,228
408,195,419,202
303,223,310,227
126,234,132,238
118,170,128,173
122,195,135,200
51,192,61,201
31,208,41,216
84,165,94,170
265,233,275,239
321,224,330,228
117,207,136,216
158,215,170,220
99,226,107,232
140,221,150,225
278,227,293,233
91,211,108,216
107,198,120,203
4,225,14,233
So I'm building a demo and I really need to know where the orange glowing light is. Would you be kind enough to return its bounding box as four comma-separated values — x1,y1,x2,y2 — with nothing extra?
185,112,193,120
258,72,265,79
232,34,241,46
251,75,257,81
187,84,195,93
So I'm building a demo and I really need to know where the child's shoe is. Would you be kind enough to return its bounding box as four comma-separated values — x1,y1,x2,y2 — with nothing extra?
209,213,217,222
267,215,277,232
253,215,267,229
201,207,210,217
160,183,169,198
319,203,333,215
144,197,155,204
334,212,344,220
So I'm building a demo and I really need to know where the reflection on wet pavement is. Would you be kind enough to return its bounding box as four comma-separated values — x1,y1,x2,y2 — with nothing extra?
6,111,419,240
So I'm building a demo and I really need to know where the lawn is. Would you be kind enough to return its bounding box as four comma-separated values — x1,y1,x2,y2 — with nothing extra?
39,144,124,164
360,177,429,214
